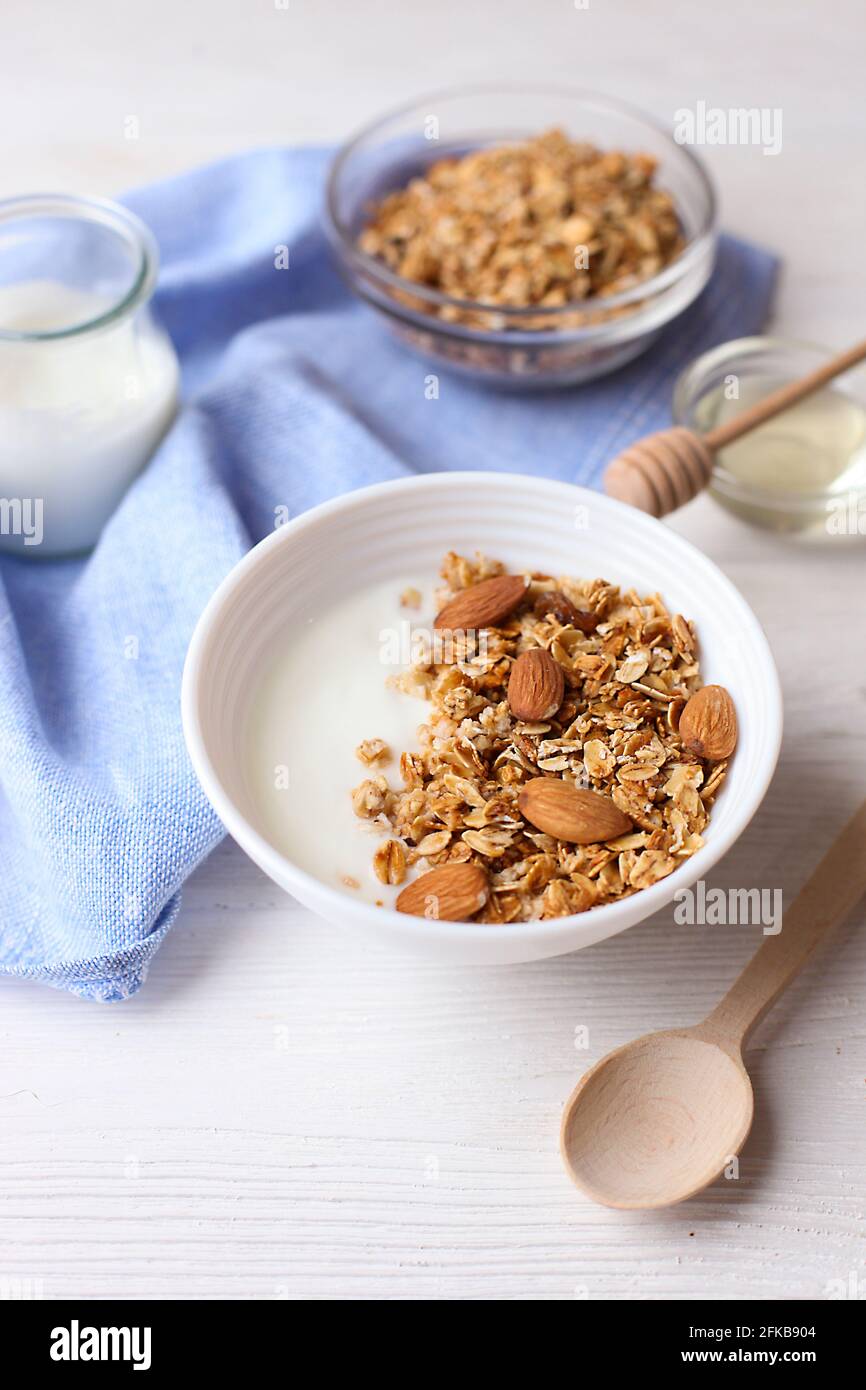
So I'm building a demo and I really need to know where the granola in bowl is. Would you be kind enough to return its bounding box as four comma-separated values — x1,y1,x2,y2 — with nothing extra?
326,87,717,385
351,551,737,924
357,129,685,331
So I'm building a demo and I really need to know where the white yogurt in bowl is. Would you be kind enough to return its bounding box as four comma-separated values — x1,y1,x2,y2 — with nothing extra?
182,473,782,965
246,577,432,906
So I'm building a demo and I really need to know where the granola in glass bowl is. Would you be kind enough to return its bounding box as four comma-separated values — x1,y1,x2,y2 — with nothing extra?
357,129,685,328
325,87,717,385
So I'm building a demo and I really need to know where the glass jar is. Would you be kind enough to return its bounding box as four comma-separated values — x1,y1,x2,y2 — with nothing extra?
673,336,866,534
0,194,179,557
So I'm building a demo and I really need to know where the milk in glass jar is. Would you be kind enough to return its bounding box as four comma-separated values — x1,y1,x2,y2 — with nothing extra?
0,194,179,556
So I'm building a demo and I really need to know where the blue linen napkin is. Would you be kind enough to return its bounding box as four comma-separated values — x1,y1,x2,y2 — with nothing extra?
0,147,777,1000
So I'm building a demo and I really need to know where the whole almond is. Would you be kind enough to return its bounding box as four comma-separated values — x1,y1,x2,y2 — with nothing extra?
434,573,528,631
678,684,737,761
395,862,489,921
508,648,565,721
518,777,633,844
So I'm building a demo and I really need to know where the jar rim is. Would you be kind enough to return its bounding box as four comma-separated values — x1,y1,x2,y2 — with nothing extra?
0,193,159,342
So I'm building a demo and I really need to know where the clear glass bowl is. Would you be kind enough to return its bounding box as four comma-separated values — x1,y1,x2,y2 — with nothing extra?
324,85,717,389
673,336,866,535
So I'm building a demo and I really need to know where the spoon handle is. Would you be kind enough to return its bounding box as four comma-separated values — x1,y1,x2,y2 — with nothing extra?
701,799,866,1047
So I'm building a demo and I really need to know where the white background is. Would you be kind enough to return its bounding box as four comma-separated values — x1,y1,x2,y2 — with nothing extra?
1,0,865,1301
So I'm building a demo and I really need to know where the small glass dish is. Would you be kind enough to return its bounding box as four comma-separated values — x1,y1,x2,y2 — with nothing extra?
673,336,866,535
324,84,717,389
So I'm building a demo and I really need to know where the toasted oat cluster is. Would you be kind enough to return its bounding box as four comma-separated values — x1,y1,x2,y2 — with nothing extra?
351,553,736,924
357,129,683,322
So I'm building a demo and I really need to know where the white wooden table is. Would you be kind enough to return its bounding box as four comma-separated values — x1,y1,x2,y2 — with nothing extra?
1,0,864,1301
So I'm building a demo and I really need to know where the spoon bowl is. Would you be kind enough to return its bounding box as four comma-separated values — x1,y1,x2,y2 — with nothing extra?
560,1029,754,1209
559,799,866,1210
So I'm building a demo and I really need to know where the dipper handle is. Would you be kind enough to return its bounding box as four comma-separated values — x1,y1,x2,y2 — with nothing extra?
704,337,866,451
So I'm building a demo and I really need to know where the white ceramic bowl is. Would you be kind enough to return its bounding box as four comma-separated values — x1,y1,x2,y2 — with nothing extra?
181,474,782,965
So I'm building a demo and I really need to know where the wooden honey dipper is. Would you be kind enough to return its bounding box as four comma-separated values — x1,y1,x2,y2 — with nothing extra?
604,337,866,516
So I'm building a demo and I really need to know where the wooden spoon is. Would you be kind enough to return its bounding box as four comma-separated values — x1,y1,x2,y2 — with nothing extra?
604,337,866,517
560,799,866,1209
